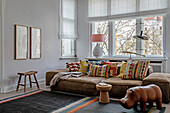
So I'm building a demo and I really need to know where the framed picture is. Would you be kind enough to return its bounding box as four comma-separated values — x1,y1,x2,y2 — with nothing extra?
30,27,41,59
15,25,28,60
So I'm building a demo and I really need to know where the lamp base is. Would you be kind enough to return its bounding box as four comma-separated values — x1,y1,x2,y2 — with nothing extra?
93,43,103,58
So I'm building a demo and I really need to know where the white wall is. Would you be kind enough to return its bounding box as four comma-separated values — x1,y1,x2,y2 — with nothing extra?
77,0,89,60
77,0,170,73
1,0,75,92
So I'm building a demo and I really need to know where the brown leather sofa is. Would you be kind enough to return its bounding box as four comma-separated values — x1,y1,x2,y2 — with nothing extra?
46,67,170,103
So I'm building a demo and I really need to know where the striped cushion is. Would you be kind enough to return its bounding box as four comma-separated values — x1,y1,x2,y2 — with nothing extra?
134,61,150,80
96,65,110,78
103,62,118,77
88,64,98,77
123,61,137,79
87,60,106,73
66,62,80,72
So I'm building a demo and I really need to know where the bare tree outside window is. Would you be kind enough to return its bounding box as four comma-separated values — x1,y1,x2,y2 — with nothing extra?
144,16,163,55
115,19,136,55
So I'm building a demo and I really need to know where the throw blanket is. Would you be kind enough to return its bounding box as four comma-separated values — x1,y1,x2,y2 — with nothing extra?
50,72,84,89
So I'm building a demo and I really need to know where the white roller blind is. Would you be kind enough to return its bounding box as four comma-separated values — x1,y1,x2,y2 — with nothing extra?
88,0,168,20
111,0,136,15
61,0,77,39
88,0,107,17
140,0,168,11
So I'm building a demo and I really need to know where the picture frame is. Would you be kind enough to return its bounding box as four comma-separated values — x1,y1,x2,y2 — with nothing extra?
30,27,41,59
14,25,28,60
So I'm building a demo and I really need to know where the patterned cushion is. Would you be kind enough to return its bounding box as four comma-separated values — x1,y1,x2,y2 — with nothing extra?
96,65,110,78
88,64,98,77
122,61,137,79
134,61,150,80
87,60,106,72
66,62,80,72
116,61,127,78
78,60,88,74
103,62,118,77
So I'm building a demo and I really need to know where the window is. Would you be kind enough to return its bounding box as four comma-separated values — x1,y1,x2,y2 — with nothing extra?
60,0,77,57
90,16,164,57
114,19,136,55
144,16,163,55
62,39,75,57
91,21,109,56
88,0,166,58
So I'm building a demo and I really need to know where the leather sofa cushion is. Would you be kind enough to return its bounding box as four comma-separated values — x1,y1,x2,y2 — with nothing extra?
65,75,106,84
104,77,142,86
143,73,170,83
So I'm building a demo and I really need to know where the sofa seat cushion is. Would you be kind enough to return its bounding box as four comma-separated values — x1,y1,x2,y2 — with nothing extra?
104,77,142,86
103,77,142,98
65,75,106,84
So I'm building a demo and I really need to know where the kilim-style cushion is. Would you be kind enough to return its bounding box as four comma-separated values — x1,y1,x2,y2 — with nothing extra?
116,61,127,78
103,62,118,77
122,61,137,79
88,64,98,77
95,65,110,78
134,61,150,80
78,60,88,74
86,60,106,73
66,62,80,72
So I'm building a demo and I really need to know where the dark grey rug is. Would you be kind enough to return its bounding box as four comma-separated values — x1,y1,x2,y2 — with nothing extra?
0,90,85,113
59,98,166,113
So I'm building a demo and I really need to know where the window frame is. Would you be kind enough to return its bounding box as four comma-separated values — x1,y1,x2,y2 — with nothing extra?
59,0,78,58
89,15,166,58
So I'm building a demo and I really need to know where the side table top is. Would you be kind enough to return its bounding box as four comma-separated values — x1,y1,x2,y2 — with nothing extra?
18,71,38,75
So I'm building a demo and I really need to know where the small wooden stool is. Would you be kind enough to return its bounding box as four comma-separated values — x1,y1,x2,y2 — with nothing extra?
96,83,112,104
16,71,39,92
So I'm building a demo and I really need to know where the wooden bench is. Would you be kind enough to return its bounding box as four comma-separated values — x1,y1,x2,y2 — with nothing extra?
16,71,39,92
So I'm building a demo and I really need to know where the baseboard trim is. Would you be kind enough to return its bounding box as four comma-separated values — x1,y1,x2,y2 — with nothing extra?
2,79,45,93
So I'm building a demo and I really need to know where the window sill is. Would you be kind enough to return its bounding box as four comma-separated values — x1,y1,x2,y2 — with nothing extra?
85,57,168,61
60,57,78,60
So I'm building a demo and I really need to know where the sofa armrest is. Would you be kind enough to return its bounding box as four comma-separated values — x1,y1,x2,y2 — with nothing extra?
46,69,69,86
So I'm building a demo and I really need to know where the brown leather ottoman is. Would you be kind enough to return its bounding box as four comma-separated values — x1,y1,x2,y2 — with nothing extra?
143,73,170,103
96,83,112,103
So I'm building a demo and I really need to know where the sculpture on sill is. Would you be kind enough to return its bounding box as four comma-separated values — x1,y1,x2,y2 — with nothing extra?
91,34,104,58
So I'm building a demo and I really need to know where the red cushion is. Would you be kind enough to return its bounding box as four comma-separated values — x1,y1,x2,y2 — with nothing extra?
66,62,80,72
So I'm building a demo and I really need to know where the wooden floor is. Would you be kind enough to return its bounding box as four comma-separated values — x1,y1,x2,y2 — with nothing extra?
0,83,170,113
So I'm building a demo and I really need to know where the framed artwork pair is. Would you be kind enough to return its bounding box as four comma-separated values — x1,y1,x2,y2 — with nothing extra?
14,24,41,60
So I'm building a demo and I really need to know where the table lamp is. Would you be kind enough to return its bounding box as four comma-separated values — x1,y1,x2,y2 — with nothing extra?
91,34,104,58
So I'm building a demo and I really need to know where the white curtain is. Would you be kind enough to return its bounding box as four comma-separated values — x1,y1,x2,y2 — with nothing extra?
62,0,76,39
140,0,168,11
88,0,107,17
111,0,136,15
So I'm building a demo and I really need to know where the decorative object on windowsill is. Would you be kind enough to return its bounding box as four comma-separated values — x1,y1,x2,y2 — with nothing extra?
91,34,104,58
133,31,148,40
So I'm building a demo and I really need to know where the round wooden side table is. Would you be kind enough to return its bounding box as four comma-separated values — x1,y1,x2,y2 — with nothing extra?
96,83,112,104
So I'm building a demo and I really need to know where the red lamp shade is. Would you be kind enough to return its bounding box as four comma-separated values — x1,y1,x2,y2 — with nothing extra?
90,34,105,42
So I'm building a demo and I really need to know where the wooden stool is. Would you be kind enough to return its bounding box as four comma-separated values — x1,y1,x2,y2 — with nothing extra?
96,83,112,104
16,71,39,92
